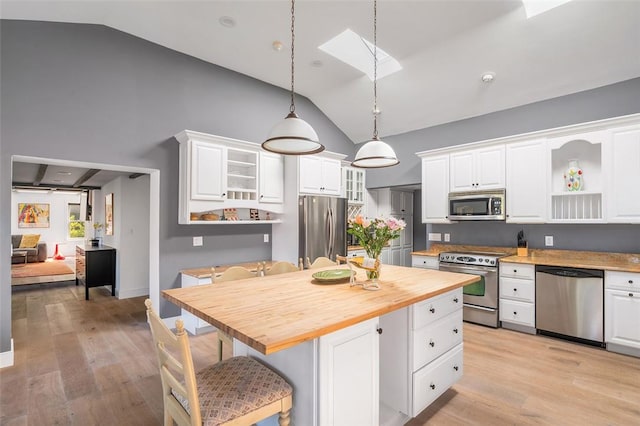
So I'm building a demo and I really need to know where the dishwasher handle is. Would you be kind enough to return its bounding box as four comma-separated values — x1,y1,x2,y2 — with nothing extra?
535,265,603,279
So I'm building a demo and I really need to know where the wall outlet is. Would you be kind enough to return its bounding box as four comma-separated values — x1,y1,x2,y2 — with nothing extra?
444,233,450,242
264,234,269,243
428,232,442,242
545,235,554,247
193,236,203,247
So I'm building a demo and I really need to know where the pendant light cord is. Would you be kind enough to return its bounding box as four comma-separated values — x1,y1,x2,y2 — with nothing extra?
290,0,296,114
373,0,379,139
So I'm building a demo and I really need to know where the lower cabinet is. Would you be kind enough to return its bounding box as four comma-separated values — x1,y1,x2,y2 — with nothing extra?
411,255,439,270
76,245,116,300
605,271,640,356
380,288,464,419
499,262,536,334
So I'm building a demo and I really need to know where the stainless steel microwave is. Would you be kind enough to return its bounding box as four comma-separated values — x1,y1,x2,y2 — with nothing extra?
448,189,506,221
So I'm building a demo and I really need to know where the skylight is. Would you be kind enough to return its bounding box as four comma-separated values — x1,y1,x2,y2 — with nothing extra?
522,0,573,19
318,29,402,81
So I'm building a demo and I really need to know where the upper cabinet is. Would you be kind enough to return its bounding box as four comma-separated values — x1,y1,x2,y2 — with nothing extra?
505,139,547,223
449,145,505,192
420,154,451,224
299,155,342,196
176,130,284,224
606,125,640,223
343,166,366,204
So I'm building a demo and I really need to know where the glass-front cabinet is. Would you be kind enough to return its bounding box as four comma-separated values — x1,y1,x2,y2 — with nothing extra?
343,166,365,204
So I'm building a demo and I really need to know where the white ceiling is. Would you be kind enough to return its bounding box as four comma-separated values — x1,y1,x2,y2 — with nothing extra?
2,0,639,144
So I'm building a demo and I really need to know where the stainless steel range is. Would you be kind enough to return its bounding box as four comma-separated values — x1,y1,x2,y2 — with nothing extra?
438,251,506,328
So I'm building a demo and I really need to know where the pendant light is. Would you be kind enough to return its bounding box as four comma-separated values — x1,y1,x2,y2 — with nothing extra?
352,0,399,168
262,0,324,155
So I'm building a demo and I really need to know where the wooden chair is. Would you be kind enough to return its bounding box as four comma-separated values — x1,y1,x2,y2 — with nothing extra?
211,265,260,361
306,256,338,269
263,261,301,276
145,300,293,426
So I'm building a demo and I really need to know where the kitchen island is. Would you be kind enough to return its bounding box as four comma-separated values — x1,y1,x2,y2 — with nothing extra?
163,264,478,425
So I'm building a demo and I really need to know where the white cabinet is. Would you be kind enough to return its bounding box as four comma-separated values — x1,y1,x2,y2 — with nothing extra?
606,125,640,223
190,141,227,201
299,156,342,196
605,271,640,357
343,166,366,204
258,152,284,203
391,191,413,216
420,154,451,223
499,262,536,333
505,139,547,223
449,144,505,192
379,288,463,419
412,255,439,270
319,317,379,426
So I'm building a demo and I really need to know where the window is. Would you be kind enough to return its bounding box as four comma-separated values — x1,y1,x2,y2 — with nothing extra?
68,203,85,239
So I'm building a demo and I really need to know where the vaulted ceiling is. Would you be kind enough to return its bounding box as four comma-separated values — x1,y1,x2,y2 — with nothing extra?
2,0,639,143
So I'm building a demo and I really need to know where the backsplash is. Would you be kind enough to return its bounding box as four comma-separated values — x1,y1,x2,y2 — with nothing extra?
430,222,640,254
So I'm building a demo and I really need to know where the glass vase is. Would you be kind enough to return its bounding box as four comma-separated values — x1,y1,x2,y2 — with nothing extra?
564,159,583,192
363,249,381,290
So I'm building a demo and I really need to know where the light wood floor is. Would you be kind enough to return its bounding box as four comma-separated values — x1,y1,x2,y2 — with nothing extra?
2,282,639,425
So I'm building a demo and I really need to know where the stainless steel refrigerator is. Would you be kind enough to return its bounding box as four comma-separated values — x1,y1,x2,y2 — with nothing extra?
298,195,347,265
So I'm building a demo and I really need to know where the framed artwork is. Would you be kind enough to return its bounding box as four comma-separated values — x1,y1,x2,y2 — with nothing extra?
105,193,114,236
18,203,50,228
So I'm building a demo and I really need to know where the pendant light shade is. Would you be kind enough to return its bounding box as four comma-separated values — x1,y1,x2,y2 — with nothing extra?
262,0,324,155
351,0,398,168
352,137,399,168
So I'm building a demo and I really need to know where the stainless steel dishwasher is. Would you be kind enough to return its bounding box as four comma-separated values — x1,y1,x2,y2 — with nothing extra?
535,265,604,346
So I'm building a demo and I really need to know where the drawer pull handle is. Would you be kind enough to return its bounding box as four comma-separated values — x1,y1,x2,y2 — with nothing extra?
630,293,634,297
376,327,383,335
513,288,517,292
513,311,517,315
429,383,436,390
629,280,634,284
429,307,435,314
453,328,459,334
513,269,517,273
453,365,459,371
429,340,435,347
453,297,459,303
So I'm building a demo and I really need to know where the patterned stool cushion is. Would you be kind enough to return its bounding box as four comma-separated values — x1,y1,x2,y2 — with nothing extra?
174,356,292,425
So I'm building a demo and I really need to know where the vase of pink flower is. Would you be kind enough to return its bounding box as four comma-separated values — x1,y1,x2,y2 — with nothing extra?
347,215,407,283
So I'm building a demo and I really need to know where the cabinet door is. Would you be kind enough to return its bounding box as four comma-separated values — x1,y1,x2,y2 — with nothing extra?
421,155,451,223
191,141,226,200
607,126,640,223
475,145,505,189
400,214,413,248
449,151,475,192
380,247,391,265
321,158,342,195
299,156,323,193
402,248,413,267
506,139,547,223
605,289,640,349
319,318,379,426
259,152,284,203
390,247,403,266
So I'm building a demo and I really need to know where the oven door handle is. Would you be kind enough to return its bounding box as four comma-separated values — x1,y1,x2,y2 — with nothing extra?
439,264,494,274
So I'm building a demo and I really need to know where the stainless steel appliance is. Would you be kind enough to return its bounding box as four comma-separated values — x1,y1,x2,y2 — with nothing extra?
448,189,506,221
536,266,604,346
298,196,347,265
439,251,506,327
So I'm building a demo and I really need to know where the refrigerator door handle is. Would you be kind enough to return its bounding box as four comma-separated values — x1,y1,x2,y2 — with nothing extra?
327,207,334,258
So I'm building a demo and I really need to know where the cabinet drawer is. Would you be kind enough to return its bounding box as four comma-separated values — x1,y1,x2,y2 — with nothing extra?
499,277,535,302
412,343,463,417
412,310,462,372
605,271,640,292
500,262,534,280
500,299,535,327
412,288,463,329
411,255,439,270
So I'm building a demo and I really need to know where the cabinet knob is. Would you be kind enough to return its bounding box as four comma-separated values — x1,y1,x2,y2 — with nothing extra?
453,297,459,303
630,293,634,297
629,280,634,284
453,328,459,334
513,288,518,292
513,311,517,315
260,195,264,199
376,327,383,335
513,269,517,273
429,307,435,314
222,192,226,196
430,383,436,390
429,340,435,347
453,365,459,371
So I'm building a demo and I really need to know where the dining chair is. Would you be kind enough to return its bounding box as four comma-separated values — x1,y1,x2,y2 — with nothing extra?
263,261,301,276
306,256,338,269
145,300,293,426
211,265,261,361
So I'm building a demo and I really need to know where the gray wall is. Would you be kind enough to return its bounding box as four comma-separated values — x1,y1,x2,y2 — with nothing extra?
0,20,355,352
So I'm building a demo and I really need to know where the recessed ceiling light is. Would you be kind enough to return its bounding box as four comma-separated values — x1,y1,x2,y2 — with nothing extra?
481,72,496,83
310,60,323,68
219,16,236,28
53,179,63,183
57,171,72,175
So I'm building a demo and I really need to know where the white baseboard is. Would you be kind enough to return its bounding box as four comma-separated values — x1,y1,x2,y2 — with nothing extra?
117,287,149,299
0,339,14,369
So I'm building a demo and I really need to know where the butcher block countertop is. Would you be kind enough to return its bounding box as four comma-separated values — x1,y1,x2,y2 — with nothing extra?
501,249,640,273
163,264,479,355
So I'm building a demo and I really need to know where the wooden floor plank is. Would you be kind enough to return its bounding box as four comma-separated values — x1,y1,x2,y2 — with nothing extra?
2,281,639,426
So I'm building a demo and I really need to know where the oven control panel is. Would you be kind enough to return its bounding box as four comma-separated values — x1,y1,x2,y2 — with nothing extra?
439,252,501,267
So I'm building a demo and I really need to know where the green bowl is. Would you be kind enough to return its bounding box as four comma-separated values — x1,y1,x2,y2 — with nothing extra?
312,269,354,283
